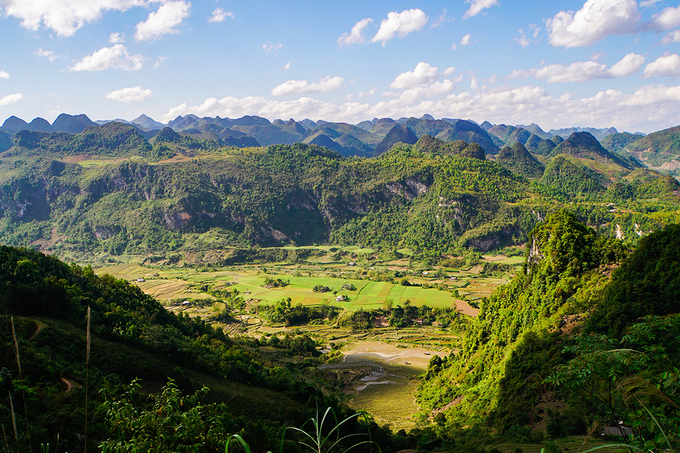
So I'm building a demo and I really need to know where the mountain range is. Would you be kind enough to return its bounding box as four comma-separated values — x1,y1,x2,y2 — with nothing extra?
4,112,678,178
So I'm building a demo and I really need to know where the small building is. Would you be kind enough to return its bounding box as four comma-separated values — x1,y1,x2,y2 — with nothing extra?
136,278,145,282
181,300,191,306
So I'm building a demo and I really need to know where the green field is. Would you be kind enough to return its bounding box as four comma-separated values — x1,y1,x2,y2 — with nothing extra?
96,264,492,313
94,249,518,429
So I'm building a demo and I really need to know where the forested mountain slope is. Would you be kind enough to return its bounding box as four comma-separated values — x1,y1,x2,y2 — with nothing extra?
0,245,343,452
417,213,680,447
0,138,678,264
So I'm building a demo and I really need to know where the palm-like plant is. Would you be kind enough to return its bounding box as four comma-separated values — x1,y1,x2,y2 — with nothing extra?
227,407,378,453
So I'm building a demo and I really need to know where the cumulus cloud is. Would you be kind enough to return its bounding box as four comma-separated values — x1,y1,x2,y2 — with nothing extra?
547,0,641,48
263,42,283,52
390,62,455,89
69,44,143,71
460,34,472,46
0,71,8,79
135,1,190,41
271,76,345,96
372,9,428,45
109,32,124,43
208,8,233,23
652,7,680,30
35,48,57,61
161,80,680,132
338,18,373,46
386,63,456,104
508,53,644,83
0,93,24,106
662,30,680,44
463,0,500,20
0,0,144,37
397,80,455,104
644,54,680,78
105,85,152,102
608,53,646,77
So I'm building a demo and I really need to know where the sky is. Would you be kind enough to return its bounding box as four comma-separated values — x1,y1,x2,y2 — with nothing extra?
1,0,680,133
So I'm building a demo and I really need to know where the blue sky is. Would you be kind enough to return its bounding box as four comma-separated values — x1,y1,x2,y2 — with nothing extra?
1,0,680,132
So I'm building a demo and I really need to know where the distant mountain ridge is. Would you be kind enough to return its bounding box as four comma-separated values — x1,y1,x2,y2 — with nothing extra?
1,113,680,178
549,126,618,142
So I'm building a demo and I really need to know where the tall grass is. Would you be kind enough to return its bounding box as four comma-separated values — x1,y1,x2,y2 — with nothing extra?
84,307,91,453
11,317,32,453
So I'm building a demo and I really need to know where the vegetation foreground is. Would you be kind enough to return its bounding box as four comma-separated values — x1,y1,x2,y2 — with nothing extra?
1,210,679,452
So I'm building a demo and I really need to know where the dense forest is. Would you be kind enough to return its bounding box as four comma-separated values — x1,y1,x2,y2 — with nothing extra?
0,133,679,266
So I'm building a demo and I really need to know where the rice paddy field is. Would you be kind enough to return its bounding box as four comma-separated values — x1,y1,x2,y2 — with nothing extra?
95,246,520,313
95,246,522,428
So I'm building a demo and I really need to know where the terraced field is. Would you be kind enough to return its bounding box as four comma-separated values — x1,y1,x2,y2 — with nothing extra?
95,247,520,428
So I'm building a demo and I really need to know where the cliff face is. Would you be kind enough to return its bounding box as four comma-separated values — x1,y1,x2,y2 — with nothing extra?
0,144,538,259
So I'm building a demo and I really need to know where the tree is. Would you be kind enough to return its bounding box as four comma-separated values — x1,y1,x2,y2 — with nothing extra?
99,379,231,452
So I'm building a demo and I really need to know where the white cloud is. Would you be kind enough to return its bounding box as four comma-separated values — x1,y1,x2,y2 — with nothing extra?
652,7,680,30
463,0,499,20
0,71,8,79
640,0,661,6
390,62,454,89
644,54,680,78
263,42,283,52
338,18,373,46
0,93,24,106
431,9,453,28
460,34,472,46
109,32,124,43
105,85,152,103
530,24,540,38
397,80,455,104
283,62,291,70
547,0,641,48
208,8,233,23
508,53,644,83
537,61,609,83
386,63,456,104
371,9,428,45
608,52,646,77
470,74,479,90
161,80,680,133
662,30,680,44
69,44,143,71
35,47,57,61
154,56,169,68
135,1,190,42
358,87,376,98
516,30,530,48
0,0,144,37
271,76,345,96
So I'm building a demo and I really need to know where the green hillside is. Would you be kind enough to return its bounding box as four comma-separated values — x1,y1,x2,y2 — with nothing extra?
0,137,679,265
496,143,545,178
0,245,336,452
621,125,680,177
417,212,680,449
